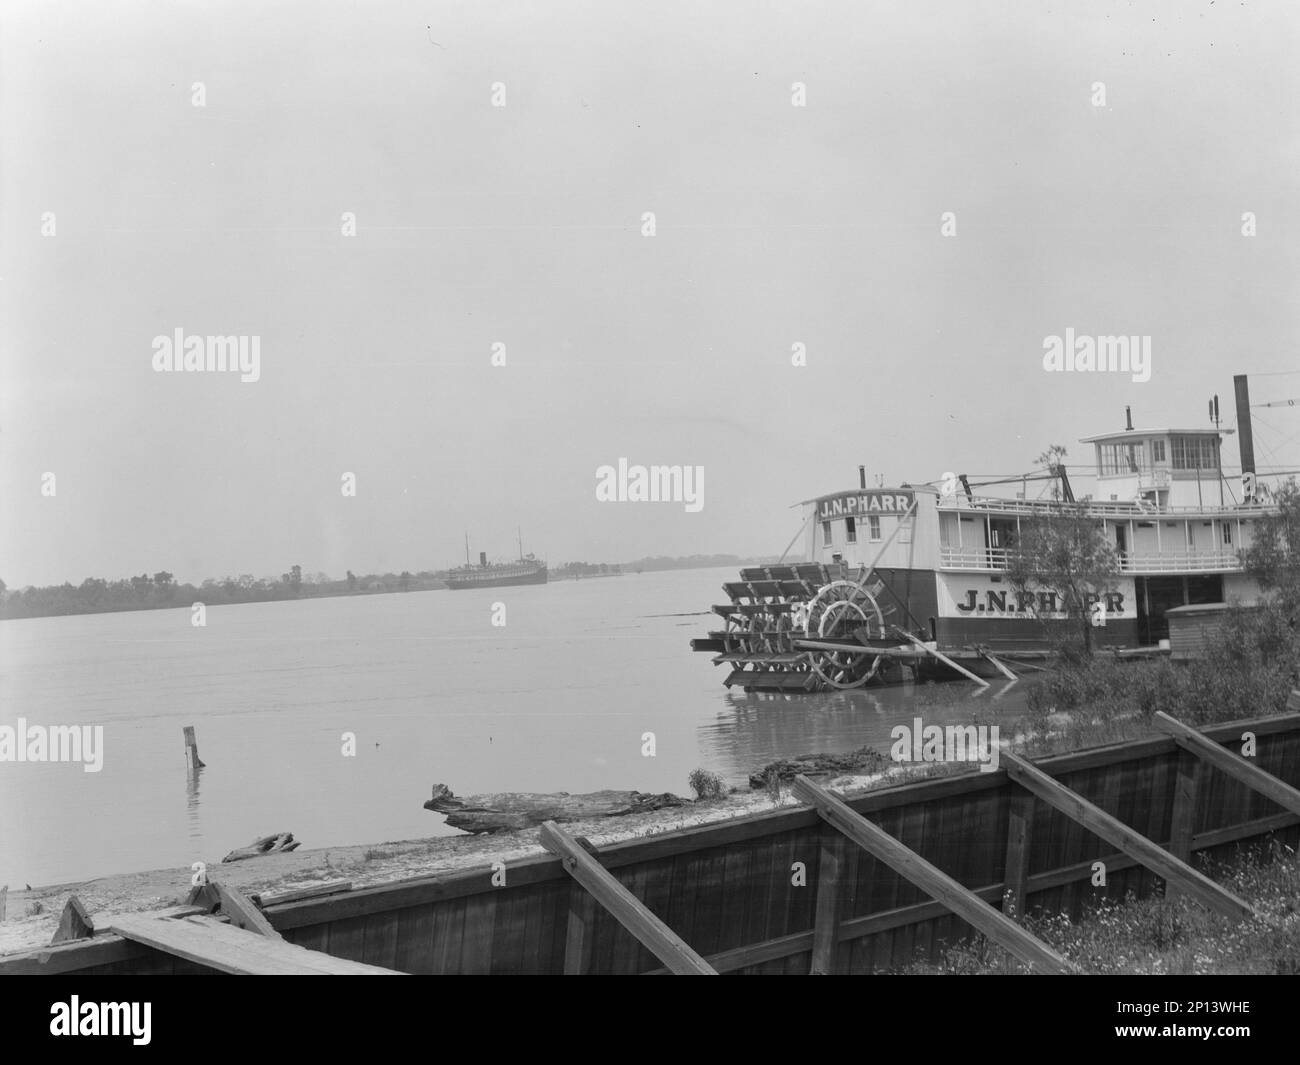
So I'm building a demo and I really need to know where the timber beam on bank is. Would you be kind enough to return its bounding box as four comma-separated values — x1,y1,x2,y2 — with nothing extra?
979,649,1019,680
891,628,990,686
108,913,401,975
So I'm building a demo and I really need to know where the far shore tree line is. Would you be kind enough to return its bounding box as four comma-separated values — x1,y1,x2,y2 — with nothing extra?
0,553,780,620
0,567,448,619
551,561,622,578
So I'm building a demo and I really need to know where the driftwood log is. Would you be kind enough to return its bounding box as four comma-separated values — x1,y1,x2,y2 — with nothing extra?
424,784,685,834
748,746,889,789
221,832,300,863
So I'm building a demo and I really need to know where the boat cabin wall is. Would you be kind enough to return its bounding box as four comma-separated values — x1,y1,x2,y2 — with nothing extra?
936,506,1264,571
1123,515,1261,557
803,489,940,570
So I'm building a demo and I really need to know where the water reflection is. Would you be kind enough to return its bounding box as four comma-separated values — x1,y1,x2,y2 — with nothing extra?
185,765,204,843
698,677,1039,785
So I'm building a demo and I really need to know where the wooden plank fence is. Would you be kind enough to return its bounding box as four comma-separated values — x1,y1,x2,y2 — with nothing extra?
5,711,1299,976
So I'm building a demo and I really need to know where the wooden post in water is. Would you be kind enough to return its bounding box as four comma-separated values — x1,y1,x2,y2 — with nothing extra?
183,726,205,770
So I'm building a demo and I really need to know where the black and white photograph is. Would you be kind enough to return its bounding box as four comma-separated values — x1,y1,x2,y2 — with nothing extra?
2,0,1298,1028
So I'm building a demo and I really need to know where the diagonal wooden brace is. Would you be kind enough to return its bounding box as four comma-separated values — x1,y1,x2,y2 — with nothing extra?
793,774,1073,973
540,820,716,975
1002,751,1258,921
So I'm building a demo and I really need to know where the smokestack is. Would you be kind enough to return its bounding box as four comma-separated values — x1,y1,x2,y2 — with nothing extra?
1125,406,1133,431
859,465,866,489
1233,375,1255,476
479,551,487,567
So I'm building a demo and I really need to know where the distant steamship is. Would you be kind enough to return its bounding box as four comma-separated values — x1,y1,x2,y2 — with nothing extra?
446,531,548,590
691,375,1282,692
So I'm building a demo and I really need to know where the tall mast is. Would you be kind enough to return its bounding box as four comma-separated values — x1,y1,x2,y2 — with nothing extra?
465,532,470,566
518,526,523,559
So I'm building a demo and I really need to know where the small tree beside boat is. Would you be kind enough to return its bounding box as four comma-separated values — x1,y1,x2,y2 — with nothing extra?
1241,478,1300,617
1005,503,1122,658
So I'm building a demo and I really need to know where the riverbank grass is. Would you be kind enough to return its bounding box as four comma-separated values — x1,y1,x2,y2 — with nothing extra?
899,840,1300,975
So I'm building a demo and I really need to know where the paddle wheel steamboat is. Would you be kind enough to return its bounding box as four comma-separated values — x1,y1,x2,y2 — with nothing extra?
691,376,1284,692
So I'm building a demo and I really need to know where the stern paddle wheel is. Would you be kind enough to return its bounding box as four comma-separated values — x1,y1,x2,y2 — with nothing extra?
702,564,900,692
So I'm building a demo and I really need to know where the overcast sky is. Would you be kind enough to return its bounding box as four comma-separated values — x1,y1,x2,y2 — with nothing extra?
2,0,1297,587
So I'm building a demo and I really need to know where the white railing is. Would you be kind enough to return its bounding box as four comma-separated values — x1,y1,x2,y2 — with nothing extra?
939,547,1244,573
1119,551,1243,573
936,496,1274,518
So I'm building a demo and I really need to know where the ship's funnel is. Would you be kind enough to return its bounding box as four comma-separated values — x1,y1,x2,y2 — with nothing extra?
1233,375,1255,476
479,551,487,567
1125,406,1133,431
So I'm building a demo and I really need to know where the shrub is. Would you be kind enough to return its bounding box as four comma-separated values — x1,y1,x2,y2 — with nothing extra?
763,767,782,803
688,768,727,801
363,847,398,862
1025,602,1299,731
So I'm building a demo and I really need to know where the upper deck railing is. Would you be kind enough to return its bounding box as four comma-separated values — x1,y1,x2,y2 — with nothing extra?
939,546,1245,574
936,495,1277,519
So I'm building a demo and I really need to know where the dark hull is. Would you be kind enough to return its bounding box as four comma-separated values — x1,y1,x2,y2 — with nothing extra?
445,566,548,590
692,563,1147,691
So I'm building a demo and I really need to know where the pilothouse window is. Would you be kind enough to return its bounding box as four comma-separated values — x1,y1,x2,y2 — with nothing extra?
1099,442,1148,475
1171,435,1220,470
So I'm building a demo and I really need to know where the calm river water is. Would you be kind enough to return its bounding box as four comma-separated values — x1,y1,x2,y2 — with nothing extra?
0,567,1034,885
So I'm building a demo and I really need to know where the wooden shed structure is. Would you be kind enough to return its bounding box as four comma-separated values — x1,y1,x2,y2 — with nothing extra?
1165,602,1244,661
